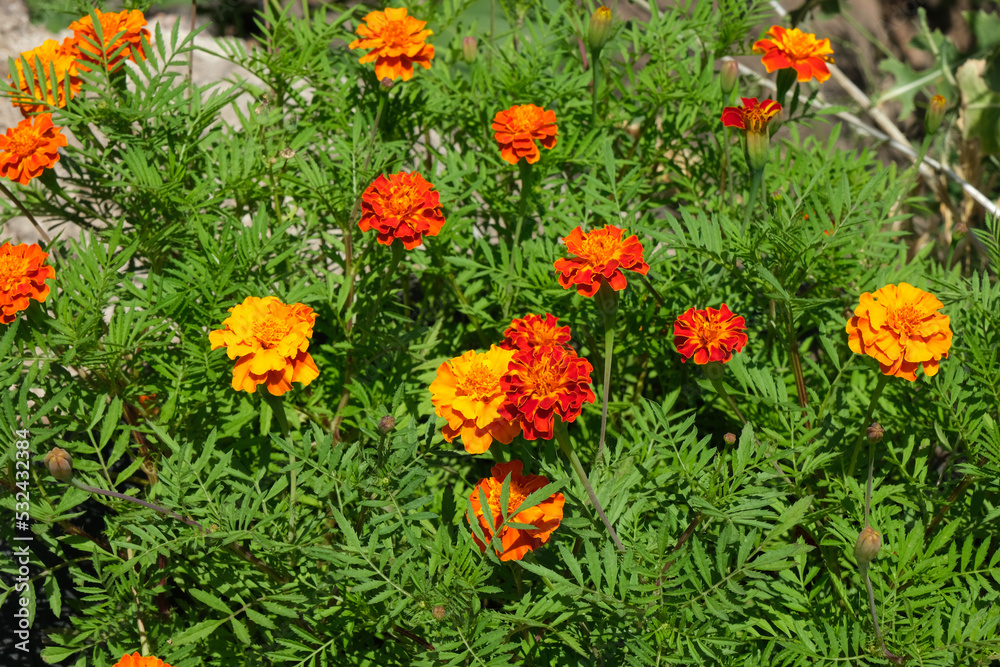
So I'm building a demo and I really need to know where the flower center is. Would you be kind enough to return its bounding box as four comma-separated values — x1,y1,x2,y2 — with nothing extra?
579,234,620,265
458,361,498,397
782,29,814,58
487,482,527,519
252,315,292,347
887,305,921,336
694,316,723,346
507,106,541,133
0,254,29,292
527,325,562,346
380,19,412,48
8,129,42,157
383,183,421,218
525,361,559,396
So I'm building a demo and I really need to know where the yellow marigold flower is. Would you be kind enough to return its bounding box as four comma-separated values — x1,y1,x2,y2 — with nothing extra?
348,7,435,82
209,296,320,395
0,114,68,185
429,346,521,454
846,282,952,382
68,8,150,73
10,39,82,116
0,242,55,324
113,653,175,667
753,25,834,83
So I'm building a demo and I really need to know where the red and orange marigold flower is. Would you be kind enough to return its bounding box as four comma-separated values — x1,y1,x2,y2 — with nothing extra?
673,304,748,364
68,8,150,73
0,115,68,186
0,242,55,324
500,344,595,440
113,654,175,667
846,282,952,382
720,97,782,135
209,296,320,396
358,171,446,250
467,460,564,561
492,104,558,165
500,313,571,352
348,7,435,81
753,25,834,83
554,225,649,298
10,39,82,116
429,346,521,454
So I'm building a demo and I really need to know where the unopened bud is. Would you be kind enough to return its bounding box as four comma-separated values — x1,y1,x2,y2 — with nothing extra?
720,60,738,95
723,432,736,445
378,415,396,434
380,77,394,90
279,148,296,159
703,361,725,381
462,36,478,63
867,422,884,443
587,6,613,52
432,605,447,620
44,447,73,481
854,526,882,564
925,94,946,135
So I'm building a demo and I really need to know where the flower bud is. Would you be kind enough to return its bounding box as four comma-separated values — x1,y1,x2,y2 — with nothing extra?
854,526,882,565
462,36,478,63
432,605,447,620
380,77,394,90
723,432,736,445
587,6,613,52
720,60,738,95
925,94,946,135
866,422,884,443
703,361,725,381
378,414,396,434
44,447,73,481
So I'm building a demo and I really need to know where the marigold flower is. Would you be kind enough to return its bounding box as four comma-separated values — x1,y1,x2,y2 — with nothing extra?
0,115,68,186
846,282,952,382
492,104,558,165
429,346,521,454
752,25,834,83
925,94,946,135
854,526,882,565
0,242,55,324
500,313,571,352
209,296,320,396
500,344,595,440
68,8,150,73
673,304,748,364
721,97,782,171
468,460,564,561
348,7,435,81
113,654,175,667
358,171,446,250
10,39,82,115
554,225,649,298
44,447,73,481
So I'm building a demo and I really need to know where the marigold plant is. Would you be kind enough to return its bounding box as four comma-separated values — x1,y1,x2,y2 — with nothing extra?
499,313,572,352
673,304,748,364
752,25,834,83
720,97,782,134
68,8,150,73
500,344,595,440
492,104,558,165
554,225,649,297
10,38,82,115
0,114,68,185
358,171,446,250
846,282,952,381
0,242,55,324
429,346,521,454
209,296,320,395
348,7,434,81
467,460,564,561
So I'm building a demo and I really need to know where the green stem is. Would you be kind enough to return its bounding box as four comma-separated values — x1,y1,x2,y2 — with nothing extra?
590,47,601,125
262,392,295,543
71,478,204,531
722,128,733,207
595,308,616,463
0,180,50,245
861,562,903,662
707,371,746,425
865,438,875,529
503,162,532,319
847,374,889,479
741,167,764,237
554,419,625,552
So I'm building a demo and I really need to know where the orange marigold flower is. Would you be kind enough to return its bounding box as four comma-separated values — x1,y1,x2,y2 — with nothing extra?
0,242,55,325
348,7,435,82
554,225,649,298
10,39,82,116
673,304,748,364
500,345,595,440
846,282,952,382
492,104,558,165
209,296,320,396
68,8,150,73
500,313,572,352
429,346,521,454
752,25,834,83
0,115,68,186
358,171,446,250
113,653,175,667
467,460,564,561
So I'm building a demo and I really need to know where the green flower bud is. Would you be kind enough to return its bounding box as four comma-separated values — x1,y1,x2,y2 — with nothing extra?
925,94,946,135
462,36,478,63
720,60,738,95
588,6,613,52
44,447,73,481
854,526,882,565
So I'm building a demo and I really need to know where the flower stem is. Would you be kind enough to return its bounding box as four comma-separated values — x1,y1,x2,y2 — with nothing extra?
71,478,205,532
595,307,616,464
847,374,889,478
740,167,764,237
865,438,875,529
590,47,601,125
0,180,50,245
707,370,746,425
262,392,296,543
554,418,625,553
861,562,903,662
503,162,532,319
